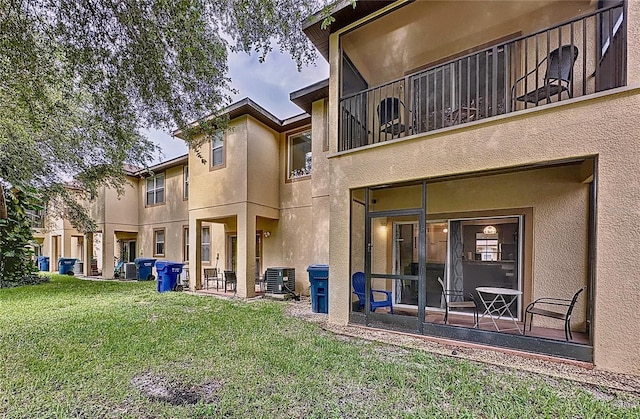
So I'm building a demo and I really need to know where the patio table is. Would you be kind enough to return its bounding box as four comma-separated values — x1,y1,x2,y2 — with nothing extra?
476,287,523,334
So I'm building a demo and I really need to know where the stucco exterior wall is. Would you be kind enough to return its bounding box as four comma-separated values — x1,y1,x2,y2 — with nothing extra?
280,128,313,210
279,206,314,294
247,117,280,209
186,115,282,294
311,100,331,265
137,220,186,262
138,164,188,227
188,118,249,211
104,176,139,228
327,85,640,375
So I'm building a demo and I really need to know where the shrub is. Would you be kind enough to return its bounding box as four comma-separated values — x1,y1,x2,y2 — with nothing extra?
0,186,41,287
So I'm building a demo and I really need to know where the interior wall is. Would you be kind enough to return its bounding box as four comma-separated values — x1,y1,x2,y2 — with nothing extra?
341,0,595,86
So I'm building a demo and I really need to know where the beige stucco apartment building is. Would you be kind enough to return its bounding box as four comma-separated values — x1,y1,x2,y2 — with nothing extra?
35,0,640,376
36,97,330,298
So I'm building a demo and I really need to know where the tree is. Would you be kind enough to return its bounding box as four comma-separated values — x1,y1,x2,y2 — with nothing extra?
0,0,331,230
0,186,43,286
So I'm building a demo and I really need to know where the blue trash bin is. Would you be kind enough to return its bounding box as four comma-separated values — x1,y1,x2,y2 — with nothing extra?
38,256,50,272
134,258,157,281
58,258,77,275
155,261,184,292
307,264,329,314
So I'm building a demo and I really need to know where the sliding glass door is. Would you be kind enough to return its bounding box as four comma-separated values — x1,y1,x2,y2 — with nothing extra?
447,216,522,319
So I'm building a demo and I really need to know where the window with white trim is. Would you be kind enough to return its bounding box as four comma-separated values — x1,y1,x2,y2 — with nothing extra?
183,165,189,199
202,227,210,262
183,227,189,261
287,129,312,179
146,174,165,205
154,229,165,256
211,132,224,168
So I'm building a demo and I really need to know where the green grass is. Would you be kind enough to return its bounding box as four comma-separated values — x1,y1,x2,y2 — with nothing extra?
0,275,639,418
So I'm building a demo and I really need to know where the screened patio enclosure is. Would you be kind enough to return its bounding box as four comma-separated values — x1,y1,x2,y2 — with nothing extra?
349,159,595,361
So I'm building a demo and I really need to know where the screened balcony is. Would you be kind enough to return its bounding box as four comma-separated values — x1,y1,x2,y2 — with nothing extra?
349,159,596,361
339,1,626,151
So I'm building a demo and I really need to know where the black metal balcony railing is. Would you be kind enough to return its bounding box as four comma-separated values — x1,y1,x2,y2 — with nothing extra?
339,3,626,152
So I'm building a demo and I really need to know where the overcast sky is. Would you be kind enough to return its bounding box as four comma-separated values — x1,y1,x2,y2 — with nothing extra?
147,50,329,163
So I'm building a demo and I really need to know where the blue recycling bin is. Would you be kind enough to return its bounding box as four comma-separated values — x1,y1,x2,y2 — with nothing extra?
134,258,157,281
58,258,77,275
37,256,50,272
307,264,329,314
155,261,184,292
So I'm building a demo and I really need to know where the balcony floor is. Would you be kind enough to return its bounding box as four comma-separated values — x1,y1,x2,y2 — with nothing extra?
362,307,589,345
426,311,589,345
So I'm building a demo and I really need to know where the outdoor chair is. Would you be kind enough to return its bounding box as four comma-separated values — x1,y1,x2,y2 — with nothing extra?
223,270,237,293
437,277,478,327
180,267,190,290
523,286,585,341
255,272,267,292
352,271,394,314
377,97,407,139
203,268,220,290
512,45,579,106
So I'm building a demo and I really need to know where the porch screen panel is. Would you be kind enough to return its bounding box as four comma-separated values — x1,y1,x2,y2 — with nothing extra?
350,191,366,314
449,220,465,299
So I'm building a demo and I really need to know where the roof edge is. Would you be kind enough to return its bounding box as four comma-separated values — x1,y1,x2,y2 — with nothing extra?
135,154,189,176
173,98,285,139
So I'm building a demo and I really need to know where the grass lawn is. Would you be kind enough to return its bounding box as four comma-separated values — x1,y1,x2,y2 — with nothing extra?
0,275,639,418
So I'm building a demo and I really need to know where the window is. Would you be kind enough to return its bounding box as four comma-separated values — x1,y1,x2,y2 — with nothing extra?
287,129,312,179
154,229,165,256
475,233,499,261
211,132,224,169
202,227,210,262
146,174,165,205
183,227,189,261
183,165,189,199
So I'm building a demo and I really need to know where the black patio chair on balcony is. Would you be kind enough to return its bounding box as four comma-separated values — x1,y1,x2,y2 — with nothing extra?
377,97,408,139
523,286,585,341
512,45,579,106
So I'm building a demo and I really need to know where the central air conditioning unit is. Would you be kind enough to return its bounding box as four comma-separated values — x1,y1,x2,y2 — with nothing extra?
124,262,137,280
265,267,296,294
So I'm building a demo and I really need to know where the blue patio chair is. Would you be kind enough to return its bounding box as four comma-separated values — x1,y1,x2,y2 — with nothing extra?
352,271,394,314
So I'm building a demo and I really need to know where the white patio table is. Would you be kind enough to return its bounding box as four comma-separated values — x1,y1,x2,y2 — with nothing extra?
476,287,523,334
